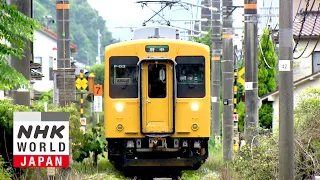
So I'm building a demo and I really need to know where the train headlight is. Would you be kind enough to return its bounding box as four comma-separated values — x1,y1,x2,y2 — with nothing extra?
192,124,199,131
115,103,124,112
117,124,123,131
190,103,199,111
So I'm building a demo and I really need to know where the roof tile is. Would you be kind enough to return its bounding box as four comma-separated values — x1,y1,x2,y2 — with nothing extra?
293,12,320,37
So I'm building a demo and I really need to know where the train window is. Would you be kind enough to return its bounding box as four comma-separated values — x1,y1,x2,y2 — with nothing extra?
176,56,205,98
148,64,166,98
109,56,139,98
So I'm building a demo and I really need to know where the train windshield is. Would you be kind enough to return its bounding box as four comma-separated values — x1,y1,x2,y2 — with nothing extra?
111,65,137,85
176,56,205,98
177,64,204,85
109,56,139,98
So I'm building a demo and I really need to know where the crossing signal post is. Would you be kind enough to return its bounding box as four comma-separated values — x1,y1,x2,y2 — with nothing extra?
75,69,88,133
87,73,95,122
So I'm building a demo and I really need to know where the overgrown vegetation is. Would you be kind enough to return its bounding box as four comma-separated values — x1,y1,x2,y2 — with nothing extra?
227,88,320,180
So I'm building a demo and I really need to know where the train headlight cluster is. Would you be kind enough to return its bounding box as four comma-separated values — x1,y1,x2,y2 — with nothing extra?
115,103,124,112
190,103,199,111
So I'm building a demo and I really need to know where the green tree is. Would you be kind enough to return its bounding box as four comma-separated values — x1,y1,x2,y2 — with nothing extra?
258,28,277,97
191,30,212,52
257,28,277,128
89,63,104,86
0,1,40,90
237,27,278,131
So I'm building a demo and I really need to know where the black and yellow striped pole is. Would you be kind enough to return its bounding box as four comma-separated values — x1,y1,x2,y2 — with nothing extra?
75,69,88,133
80,69,84,118
233,46,239,151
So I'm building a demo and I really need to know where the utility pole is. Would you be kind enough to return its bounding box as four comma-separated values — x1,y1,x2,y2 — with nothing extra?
10,0,32,107
211,0,222,143
222,0,234,161
279,0,294,179
56,0,74,175
56,0,75,107
97,29,101,64
244,0,258,143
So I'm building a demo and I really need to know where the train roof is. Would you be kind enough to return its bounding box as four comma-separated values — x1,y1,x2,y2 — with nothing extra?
105,38,209,52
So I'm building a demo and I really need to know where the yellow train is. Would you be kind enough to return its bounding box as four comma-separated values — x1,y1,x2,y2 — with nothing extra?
104,27,211,171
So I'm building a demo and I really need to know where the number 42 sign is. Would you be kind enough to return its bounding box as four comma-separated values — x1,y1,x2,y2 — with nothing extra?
94,85,103,112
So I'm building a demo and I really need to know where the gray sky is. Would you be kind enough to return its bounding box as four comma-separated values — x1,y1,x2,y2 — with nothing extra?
88,0,279,46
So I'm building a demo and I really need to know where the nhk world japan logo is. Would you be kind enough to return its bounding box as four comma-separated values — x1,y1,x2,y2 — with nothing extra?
13,112,69,168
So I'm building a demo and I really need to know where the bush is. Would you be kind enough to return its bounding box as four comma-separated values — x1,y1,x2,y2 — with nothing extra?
232,134,278,180
0,100,31,176
229,88,320,180
0,155,11,180
294,88,320,179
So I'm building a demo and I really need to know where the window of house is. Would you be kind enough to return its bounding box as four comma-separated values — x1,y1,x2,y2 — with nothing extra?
49,56,53,80
312,51,320,73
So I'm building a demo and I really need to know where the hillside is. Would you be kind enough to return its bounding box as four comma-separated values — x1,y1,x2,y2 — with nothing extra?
33,0,115,64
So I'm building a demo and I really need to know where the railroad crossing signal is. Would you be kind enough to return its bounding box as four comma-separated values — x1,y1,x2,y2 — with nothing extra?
237,67,245,86
75,77,88,90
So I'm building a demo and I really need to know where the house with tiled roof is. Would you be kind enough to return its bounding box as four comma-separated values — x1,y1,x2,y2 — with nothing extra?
32,27,78,93
261,1,320,134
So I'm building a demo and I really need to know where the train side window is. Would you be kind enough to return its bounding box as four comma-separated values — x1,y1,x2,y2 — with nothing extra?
176,56,205,98
109,56,139,98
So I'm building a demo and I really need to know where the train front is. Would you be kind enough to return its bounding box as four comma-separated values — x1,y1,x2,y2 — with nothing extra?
104,31,211,170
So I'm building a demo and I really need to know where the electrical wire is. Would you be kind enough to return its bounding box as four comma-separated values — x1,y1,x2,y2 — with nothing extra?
301,30,320,59
293,0,303,23
294,4,320,59
257,0,277,69
258,0,273,45
295,0,316,23
293,0,312,53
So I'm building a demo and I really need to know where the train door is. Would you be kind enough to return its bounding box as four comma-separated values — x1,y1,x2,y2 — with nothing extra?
141,61,173,133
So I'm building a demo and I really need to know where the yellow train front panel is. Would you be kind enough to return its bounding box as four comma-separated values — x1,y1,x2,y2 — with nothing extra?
104,39,210,139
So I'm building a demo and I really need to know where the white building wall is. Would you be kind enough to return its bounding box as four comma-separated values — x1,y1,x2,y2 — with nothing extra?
293,39,320,81
33,30,56,92
271,77,320,135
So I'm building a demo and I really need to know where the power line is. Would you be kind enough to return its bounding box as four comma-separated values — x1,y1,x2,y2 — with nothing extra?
293,0,313,53
294,0,316,23
293,0,303,23
294,5,320,59
301,31,320,59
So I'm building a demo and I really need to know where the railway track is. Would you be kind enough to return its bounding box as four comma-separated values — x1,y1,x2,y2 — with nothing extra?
132,176,181,180
122,167,183,180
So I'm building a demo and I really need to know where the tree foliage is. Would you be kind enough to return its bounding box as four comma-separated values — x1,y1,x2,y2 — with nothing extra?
257,28,277,97
89,63,104,86
0,1,40,90
191,30,212,52
33,0,116,65
257,28,277,128
237,28,278,131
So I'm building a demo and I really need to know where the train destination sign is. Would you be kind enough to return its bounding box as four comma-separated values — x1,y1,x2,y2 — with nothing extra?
145,45,169,52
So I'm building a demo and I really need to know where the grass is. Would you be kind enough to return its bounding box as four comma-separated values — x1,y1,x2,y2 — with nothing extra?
15,141,233,180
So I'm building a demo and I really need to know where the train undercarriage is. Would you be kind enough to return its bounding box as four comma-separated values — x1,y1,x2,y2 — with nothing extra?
107,137,209,171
